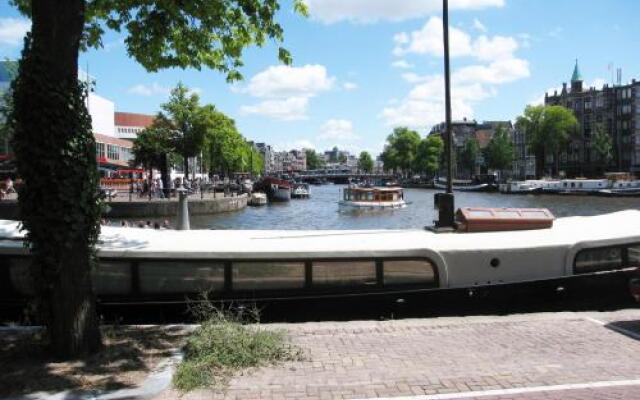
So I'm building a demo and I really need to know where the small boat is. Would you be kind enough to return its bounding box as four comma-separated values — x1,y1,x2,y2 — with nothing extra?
291,183,310,199
339,186,407,209
255,177,291,202
596,188,640,197
248,192,267,206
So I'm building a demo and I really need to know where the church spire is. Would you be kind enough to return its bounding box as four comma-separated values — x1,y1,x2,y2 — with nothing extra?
571,59,582,83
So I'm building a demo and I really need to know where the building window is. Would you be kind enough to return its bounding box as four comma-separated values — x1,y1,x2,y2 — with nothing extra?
107,144,119,160
96,142,105,158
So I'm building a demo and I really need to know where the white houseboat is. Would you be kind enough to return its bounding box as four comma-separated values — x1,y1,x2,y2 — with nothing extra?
339,186,407,209
1,211,639,304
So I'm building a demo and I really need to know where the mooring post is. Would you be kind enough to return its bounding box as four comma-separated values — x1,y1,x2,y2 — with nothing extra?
176,187,190,230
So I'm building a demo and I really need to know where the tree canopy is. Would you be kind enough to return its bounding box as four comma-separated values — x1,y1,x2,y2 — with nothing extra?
305,149,325,170
414,135,443,177
592,124,612,174
516,104,578,178
459,137,480,177
484,125,514,173
381,127,421,176
358,151,374,173
10,0,307,81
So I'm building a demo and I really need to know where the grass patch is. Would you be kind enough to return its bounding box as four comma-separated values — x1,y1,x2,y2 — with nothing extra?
173,300,303,391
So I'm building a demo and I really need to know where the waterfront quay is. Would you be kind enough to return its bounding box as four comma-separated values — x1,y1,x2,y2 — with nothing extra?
154,309,640,400
0,191,248,220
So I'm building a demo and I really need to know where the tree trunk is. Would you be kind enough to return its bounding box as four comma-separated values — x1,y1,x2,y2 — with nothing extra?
160,153,170,197
12,0,102,357
535,147,545,179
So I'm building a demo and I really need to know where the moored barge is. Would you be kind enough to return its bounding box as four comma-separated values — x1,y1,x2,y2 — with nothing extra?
1,211,639,305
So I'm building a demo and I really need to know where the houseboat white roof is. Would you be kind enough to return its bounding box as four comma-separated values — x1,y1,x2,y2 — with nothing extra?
2,211,640,289
1,211,639,258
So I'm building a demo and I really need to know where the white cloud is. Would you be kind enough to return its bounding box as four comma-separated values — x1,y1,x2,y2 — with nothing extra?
238,64,334,121
273,139,317,152
472,35,519,61
243,64,334,98
401,72,430,83
473,18,487,33
385,17,530,128
304,0,504,24
589,78,607,90
127,83,201,97
393,17,520,62
393,17,472,57
318,119,359,141
548,27,563,38
391,60,414,69
240,97,309,121
343,82,358,91
0,18,30,47
454,58,530,84
127,83,171,96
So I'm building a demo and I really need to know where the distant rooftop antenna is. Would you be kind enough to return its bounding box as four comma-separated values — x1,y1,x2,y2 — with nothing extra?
616,68,622,86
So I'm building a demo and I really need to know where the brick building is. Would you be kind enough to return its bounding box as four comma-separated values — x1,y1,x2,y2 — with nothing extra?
544,60,640,176
429,119,513,178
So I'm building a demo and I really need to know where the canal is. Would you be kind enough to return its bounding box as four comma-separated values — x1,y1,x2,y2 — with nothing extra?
190,184,640,230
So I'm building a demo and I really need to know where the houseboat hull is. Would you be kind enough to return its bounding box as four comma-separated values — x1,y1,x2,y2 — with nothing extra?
1,211,639,305
434,182,496,192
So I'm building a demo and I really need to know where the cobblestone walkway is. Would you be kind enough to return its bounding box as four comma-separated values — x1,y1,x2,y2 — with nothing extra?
157,310,640,400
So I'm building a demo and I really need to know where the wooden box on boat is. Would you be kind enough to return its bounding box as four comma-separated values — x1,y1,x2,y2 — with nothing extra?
456,207,555,232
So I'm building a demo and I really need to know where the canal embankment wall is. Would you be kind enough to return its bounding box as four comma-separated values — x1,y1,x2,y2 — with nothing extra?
0,194,248,220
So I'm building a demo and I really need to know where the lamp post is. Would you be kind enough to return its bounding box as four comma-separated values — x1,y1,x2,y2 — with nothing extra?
434,0,456,229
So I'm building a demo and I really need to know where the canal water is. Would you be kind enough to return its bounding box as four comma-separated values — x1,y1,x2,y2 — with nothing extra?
190,185,640,230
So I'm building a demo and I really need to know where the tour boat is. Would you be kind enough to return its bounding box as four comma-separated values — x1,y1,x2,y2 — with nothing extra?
248,192,267,206
1,210,639,305
291,183,310,199
339,186,407,209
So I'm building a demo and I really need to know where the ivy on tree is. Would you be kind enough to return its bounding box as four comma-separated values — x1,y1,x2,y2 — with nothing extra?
9,0,305,358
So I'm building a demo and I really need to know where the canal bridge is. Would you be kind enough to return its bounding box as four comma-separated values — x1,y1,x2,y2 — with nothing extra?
292,169,395,184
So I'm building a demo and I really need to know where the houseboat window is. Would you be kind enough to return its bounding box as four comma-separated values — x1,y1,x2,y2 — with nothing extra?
312,260,376,287
139,261,224,293
574,247,623,274
93,261,132,295
383,260,436,285
628,245,640,267
233,261,305,290
8,257,33,295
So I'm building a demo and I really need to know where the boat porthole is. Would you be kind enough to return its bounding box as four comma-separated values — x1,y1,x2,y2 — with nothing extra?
490,258,500,268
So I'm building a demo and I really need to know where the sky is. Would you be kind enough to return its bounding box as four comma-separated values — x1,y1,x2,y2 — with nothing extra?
0,0,638,156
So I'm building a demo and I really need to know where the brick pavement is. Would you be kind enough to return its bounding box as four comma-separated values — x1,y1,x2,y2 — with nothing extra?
156,310,640,400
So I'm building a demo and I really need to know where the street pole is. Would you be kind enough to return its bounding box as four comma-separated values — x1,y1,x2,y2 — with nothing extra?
434,0,455,229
